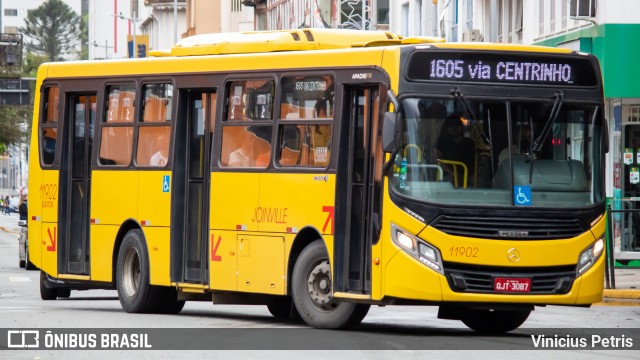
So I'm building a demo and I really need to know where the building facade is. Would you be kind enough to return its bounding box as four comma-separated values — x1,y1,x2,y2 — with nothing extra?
89,0,186,60
184,0,253,37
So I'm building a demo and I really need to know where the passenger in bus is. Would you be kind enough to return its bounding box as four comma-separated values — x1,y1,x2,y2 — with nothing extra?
435,114,476,187
150,133,169,166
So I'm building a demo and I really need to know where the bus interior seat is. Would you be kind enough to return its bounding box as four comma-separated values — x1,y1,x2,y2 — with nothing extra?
224,126,271,167
279,146,300,165
99,127,133,165
493,156,588,191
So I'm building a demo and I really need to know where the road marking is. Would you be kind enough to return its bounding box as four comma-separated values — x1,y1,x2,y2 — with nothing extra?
8,276,32,282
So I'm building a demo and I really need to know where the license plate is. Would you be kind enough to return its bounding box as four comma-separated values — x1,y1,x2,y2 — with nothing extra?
493,277,531,293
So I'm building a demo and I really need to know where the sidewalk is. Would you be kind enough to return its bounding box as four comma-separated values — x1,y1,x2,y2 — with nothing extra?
602,268,640,304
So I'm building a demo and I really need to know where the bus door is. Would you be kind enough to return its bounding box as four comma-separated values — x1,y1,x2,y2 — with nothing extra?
334,86,383,294
171,90,216,284
58,93,96,275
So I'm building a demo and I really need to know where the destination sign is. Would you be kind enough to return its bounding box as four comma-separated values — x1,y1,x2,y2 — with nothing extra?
406,52,598,87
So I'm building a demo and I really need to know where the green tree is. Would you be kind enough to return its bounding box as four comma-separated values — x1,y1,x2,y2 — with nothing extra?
19,0,81,61
23,52,49,78
0,105,31,150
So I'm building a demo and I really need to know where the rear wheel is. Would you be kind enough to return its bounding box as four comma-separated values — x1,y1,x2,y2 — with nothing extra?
157,287,185,314
116,229,162,313
460,309,531,333
40,271,58,300
292,240,369,329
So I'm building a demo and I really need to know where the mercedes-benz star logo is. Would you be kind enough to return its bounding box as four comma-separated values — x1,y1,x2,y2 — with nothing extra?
507,248,521,263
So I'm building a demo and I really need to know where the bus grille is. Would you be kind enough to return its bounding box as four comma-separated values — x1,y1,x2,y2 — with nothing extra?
443,262,576,294
431,215,585,240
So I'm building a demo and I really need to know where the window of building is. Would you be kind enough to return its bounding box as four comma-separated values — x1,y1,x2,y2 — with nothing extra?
136,83,173,167
40,86,60,166
277,75,333,168
220,80,274,168
99,84,136,166
231,0,242,12
4,9,17,16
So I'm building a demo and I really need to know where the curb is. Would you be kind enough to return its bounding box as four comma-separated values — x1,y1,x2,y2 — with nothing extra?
602,289,640,300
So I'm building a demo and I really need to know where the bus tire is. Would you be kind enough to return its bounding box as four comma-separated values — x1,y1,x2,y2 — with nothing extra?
57,289,71,298
460,308,531,333
267,296,301,321
116,229,162,313
40,271,58,300
292,240,370,329
157,287,185,314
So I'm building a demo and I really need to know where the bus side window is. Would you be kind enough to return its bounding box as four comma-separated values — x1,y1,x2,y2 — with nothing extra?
40,85,60,166
99,84,135,166
221,80,274,168
277,75,333,168
137,83,173,167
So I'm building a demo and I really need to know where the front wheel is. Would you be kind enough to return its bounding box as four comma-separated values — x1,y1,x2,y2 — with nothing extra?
460,309,531,333
292,240,369,329
116,229,162,313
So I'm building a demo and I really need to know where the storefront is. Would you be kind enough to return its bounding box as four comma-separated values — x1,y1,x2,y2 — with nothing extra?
536,23,640,266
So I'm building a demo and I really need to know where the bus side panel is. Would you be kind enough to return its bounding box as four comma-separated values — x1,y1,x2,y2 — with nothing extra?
138,171,171,227
91,171,138,225
209,172,260,291
209,229,238,291
90,224,119,282
210,172,260,232
40,170,60,276
257,173,336,236
142,226,171,286
236,234,285,294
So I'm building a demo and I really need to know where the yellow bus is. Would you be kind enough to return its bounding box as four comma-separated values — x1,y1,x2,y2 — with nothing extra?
29,29,607,332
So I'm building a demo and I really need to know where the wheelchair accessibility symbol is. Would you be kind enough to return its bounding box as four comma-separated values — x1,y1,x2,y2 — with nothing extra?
163,175,170,193
514,186,531,206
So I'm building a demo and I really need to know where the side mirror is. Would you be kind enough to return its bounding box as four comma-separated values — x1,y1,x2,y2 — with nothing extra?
382,112,400,153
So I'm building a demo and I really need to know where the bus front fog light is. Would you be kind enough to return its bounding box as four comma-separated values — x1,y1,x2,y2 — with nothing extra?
577,238,604,276
418,243,443,273
419,243,436,262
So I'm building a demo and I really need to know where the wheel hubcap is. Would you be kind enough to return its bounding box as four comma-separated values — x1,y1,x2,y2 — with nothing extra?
122,247,140,297
307,259,337,311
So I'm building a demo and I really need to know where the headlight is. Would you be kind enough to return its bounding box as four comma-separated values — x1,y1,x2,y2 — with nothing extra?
391,224,443,274
576,238,604,276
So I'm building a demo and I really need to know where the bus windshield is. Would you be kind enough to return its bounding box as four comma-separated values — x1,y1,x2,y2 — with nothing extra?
390,96,604,208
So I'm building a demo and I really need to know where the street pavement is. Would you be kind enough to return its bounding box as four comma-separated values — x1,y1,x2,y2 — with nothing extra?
1,209,637,305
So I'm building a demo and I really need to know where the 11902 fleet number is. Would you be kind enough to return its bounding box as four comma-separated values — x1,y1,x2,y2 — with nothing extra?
449,246,479,258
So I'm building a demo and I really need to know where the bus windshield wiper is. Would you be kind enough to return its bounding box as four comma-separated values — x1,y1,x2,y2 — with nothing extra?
451,87,494,177
451,87,491,147
532,91,564,153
